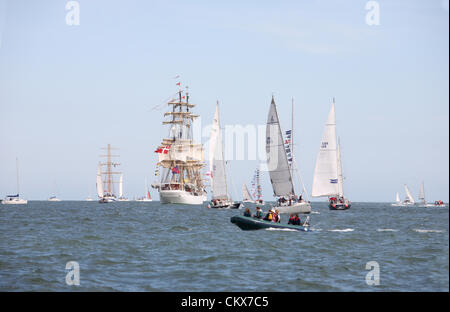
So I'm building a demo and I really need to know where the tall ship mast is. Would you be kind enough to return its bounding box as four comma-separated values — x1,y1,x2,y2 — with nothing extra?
97,144,121,203
152,83,207,205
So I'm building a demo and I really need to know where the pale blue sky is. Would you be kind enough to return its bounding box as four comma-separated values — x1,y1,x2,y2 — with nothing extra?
0,0,448,201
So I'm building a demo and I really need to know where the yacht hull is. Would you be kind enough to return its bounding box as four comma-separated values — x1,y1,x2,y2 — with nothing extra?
273,202,311,214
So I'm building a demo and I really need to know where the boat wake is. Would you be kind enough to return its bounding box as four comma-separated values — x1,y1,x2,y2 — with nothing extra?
328,228,354,232
311,211,320,215
377,229,399,232
265,227,299,232
413,229,444,233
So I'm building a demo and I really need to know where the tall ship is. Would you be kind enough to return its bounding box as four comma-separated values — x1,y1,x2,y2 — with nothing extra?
152,83,207,205
266,96,311,214
1,158,27,205
311,99,351,210
208,102,241,209
96,144,121,203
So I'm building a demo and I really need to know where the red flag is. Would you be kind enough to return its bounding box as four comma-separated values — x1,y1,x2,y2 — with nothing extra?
162,145,171,154
176,82,181,86
154,148,162,153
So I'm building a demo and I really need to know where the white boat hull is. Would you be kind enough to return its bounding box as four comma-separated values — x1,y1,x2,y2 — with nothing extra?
273,201,311,214
1,198,28,205
159,190,206,205
135,199,152,202
48,198,61,202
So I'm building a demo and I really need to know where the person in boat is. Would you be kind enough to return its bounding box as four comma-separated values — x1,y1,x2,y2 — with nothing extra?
299,194,303,202
243,208,251,217
263,209,274,221
288,214,295,225
273,210,280,223
254,207,263,219
293,214,301,225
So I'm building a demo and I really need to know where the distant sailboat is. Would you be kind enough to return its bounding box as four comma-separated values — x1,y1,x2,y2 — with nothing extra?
136,178,152,202
311,99,351,210
242,183,254,203
403,184,415,205
1,158,27,205
208,102,241,209
48,181,61,201
97,144,121,203
266,96,311,214
117,174,129,201
418,181,426,206
252,168,265,205
391,192,402,206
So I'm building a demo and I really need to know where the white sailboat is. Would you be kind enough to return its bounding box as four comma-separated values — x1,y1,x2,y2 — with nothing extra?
417,181,426,206
208,102,241,209
117,174,129,201
403,184,415,206
136,178,152,202
48,181,61,201
311,99,351,210
391,192,402,206
1,158,27,205
266,96,311,214
152,84,207,205
242,183,254,203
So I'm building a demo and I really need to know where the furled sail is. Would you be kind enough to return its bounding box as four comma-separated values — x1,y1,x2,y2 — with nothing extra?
311,102,339,197
242,183,254,202
96,164,104,198
209,103,229,200
266,97,295,197
404,184,415,204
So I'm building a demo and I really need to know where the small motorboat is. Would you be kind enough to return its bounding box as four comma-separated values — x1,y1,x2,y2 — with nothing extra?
230,215,310,232
209,200,242,209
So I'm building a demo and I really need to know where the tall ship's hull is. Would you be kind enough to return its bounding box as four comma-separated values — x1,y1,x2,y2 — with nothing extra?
159,190,206,205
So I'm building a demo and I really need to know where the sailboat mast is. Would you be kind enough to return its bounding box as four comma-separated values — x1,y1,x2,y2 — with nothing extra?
16,157,20,195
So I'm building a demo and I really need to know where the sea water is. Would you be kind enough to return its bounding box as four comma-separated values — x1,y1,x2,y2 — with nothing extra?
0,201,448,291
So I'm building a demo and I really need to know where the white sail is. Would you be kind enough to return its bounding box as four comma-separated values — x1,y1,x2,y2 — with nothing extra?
266,97,295,197
96,164,104,198
119,174,123,198
418,182,425,202
209,103,229,200
404,184,415,204
396,192,401,203
311,102,339,197
242,183,254,202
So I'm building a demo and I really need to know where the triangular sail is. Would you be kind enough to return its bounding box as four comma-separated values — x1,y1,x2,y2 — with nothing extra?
396,192,401,203
96,164,104,198
311,102,339,197
266,97,295,197
242,183,254,201
209,103,229,200
419,182,425,202
404,184,415,204
119,174,123,198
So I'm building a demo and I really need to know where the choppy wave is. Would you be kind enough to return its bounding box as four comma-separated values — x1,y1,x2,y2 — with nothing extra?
377,229,399,232
265,227,299,232
328,228,354,232
413,229,444,233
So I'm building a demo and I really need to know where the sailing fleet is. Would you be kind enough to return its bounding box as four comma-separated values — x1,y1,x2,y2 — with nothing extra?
1,82,447,211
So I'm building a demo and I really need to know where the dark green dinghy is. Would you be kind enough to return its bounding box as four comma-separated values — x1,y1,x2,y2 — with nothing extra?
230,215,310,232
